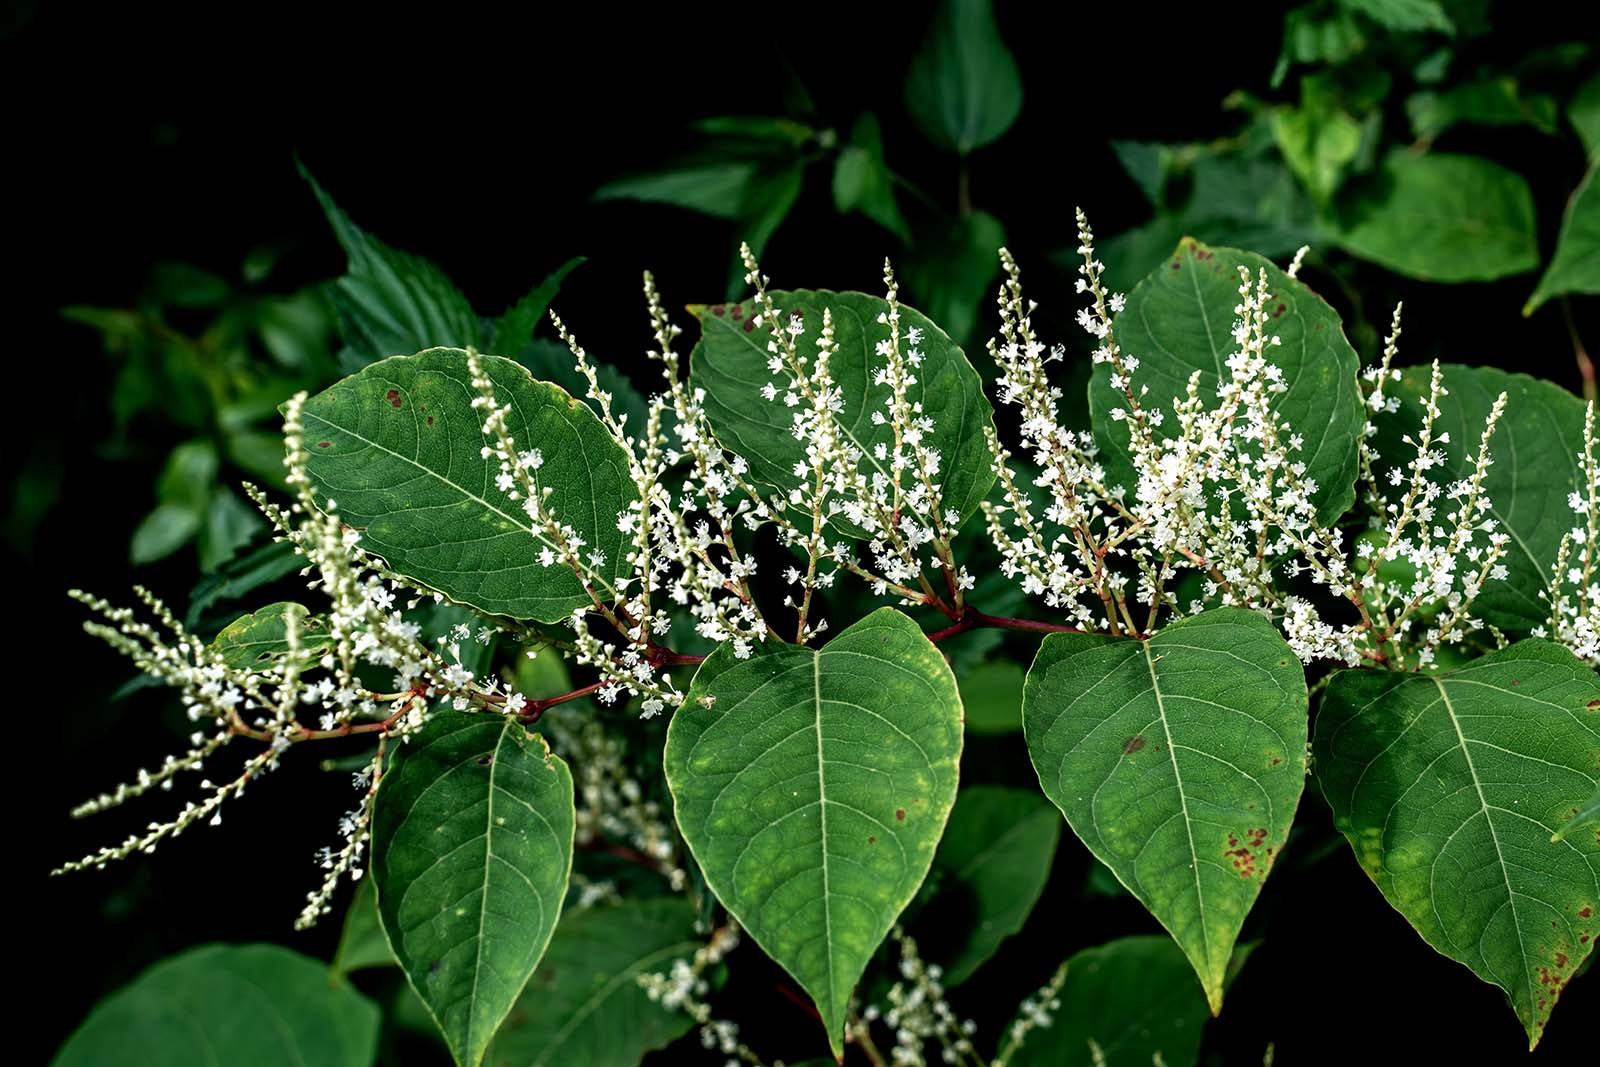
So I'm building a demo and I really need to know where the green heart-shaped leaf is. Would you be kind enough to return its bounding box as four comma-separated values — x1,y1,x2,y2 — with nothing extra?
1023,608,1308,1010
664,608,963,1057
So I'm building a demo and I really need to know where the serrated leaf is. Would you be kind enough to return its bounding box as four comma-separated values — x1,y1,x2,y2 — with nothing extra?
1334,152,1538,281
209,601,333,670
300,162,481,364
372,712,575,1067
920,786,1059,985
487,897,703,1067
53,944,379,1067
997,936,1211,1067
490,257,585,359
664,608,963,1058
1369,363,1587,633
1090,238,1364,526
1023,608,1309,1010
903,0,1022,155
1314,642,1600,1047
1526,161,1600,314
300,347,638,623
593,163,758,220
690,290,996,539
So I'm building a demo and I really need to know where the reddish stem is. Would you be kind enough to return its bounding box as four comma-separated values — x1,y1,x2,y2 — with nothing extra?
926,607,1085,644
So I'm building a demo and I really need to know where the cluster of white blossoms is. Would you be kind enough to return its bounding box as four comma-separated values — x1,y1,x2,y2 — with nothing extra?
1537,401,1600,663
989,958,1069,1067
984,209,1515,668
59,392,546,929
859,929,981,1067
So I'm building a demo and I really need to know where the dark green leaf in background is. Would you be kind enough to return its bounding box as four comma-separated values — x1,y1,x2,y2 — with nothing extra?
922,786,1059,985
487,897,704,1067
1334,152,1538,282
903,0,1022,155
1526,161,1600,314
53,944,380,1067
998,936,1212,1067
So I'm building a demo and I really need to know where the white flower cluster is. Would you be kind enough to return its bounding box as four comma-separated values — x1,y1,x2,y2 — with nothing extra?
984,209,1515,667
1537,402,1600,663
857,929,979,1067
990,959,1069,1067
59,392,540,928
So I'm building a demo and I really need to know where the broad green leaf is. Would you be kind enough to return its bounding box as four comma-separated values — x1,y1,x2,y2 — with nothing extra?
1570,70,1600,160
959,661,1024,735
664,607,963,1057
130,502,202,564
186,537,303,630
200,486,265,571
1334,152,1538,281
1369,363,1586,633
593,163,758,220
53,944,379,1067
1526,162,1600,314
332,878,395,977
998,936,1210,1067
832,113,910,243
1314,642,1600,1047
156,439,219,509
1553,783,1600,843
691,290,996,539
1023,608,1309,1010
1407,78,1559,141
1111,140,1180,206
490,256,585,360
1337,0,1454,33
1272,93,1363,206
210,601,333,671
300,163,481,364
516,337,650,440
903,0,1022,155
901,210,1006,346
300,347,638,623
920,786,1059,985
487,897,702,1067
1090,238,1364,526
372,712,575,1067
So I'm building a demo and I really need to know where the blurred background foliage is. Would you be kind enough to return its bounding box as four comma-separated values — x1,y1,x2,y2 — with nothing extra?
10,0,1597,1064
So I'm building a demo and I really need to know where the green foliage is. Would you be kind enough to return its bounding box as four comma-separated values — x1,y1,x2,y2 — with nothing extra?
1369,363,1588,632
300,348,638,622
902,0,1022,156
1023,609,1308,1010
1526,160,1600,313
209,601,333,670
665,608,963,1057
1334,151,1538,281
997,937,1214,1067
919,785,1059,985
371,712,575,1067
53,944,380,1067
1091,239,1364,525
487,898,704,1067
691,289,996,537
1315,641,1600,1047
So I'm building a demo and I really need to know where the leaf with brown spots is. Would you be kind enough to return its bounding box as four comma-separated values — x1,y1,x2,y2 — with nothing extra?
1022,608,1308,1012
1316,641,1600,1048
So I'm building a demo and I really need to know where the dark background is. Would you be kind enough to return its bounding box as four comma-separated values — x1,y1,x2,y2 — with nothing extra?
9,1,1598,1063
